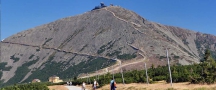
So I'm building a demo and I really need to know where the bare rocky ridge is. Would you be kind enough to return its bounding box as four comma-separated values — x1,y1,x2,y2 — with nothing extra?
1,6,216,86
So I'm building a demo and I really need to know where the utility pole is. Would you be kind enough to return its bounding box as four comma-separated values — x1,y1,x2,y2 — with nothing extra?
145,63,149,85
98,74,99,81
120,61,125,84
166,48,173,87
112,65,114,80
96,67,98,80
87,73,89,84
86,78,88,84
97,67,99,80
87,73,91,84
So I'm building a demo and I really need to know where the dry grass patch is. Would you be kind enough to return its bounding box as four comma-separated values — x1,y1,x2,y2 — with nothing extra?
97,81,216,90
48,85,68,90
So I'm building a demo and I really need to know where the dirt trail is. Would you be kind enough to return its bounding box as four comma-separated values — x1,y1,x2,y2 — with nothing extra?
1,41,112,60
103,7,139,30
103,7,146,35
79,56,147,79
104,8,128,23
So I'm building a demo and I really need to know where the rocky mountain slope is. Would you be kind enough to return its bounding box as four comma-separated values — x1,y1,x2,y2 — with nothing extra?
1,6,216,86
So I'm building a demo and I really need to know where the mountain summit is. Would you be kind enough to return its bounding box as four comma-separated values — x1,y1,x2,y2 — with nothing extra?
1,6,216,86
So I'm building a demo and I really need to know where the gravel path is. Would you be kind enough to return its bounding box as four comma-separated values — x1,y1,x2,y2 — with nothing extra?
65,86,82,90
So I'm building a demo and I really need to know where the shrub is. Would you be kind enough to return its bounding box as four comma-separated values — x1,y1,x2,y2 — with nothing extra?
28,54,35,59
0,82,49,90
117,53,137,60
0,62,12,71
10,55,20,63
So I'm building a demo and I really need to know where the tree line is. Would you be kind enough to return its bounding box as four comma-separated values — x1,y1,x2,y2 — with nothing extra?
72,49,216,87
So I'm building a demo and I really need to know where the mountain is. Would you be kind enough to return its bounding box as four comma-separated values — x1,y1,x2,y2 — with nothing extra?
1,6,216,87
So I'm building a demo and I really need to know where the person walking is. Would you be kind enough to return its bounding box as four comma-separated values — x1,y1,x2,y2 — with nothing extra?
93,79,98,90
67,82,69,85
82,82,86,90
110,79,116,90
70,81,72,86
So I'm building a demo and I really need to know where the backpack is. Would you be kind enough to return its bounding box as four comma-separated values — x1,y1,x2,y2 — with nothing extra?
111,81,117,88
114,82,117,88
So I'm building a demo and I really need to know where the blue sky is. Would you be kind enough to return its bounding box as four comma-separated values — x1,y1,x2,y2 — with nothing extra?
1,0,216,39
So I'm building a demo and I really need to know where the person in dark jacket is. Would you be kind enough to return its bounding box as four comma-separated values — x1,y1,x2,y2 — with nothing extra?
110,79,116,90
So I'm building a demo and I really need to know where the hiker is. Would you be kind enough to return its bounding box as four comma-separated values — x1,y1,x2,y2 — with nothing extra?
93,79,98,90
82,82,86,90
110,79,117,90
67,82,69,85
70,81,72,86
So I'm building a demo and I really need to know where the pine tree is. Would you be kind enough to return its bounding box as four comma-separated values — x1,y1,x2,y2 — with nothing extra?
200,49,216,84
203,49,211,62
